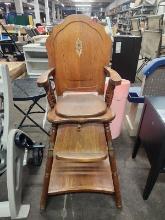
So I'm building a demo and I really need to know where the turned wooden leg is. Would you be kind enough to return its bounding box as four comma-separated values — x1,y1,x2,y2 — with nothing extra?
40,124,57,211
104,123,122,208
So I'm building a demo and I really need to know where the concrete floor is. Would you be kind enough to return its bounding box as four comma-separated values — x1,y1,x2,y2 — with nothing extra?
1,98,165,220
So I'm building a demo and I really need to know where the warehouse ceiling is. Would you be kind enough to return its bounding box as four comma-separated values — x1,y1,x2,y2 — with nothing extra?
0,0,114,8
58,0,114,8
0,0,115,14
52,0,115,13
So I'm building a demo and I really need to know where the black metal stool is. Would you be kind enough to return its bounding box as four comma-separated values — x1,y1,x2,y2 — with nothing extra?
12,78,49,136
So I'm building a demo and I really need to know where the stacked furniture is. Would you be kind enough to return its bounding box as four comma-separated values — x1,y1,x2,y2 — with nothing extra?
0,23,26,61
126,14,165,136
126,57,165,136
137,14,164,75
131,18,141,36
140,15,163,58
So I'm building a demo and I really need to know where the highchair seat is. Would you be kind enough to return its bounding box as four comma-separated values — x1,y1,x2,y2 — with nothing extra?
55,94,107,118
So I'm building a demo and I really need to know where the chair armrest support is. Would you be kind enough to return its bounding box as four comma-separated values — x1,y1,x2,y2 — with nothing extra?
37,68,55,88
104,67,122,107
104,66,122,86
37,68,56,109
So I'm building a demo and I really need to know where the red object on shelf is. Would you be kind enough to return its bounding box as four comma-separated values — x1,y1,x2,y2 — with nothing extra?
37,26,46,34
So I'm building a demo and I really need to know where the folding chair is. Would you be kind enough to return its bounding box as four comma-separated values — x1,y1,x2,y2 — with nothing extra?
136,14,164,76
12,78,49,136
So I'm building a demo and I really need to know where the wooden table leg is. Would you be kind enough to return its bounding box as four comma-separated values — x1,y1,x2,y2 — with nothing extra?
40,124,57,211
104,123,122,208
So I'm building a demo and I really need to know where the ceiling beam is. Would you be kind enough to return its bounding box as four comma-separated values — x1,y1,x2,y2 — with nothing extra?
71,0,114,3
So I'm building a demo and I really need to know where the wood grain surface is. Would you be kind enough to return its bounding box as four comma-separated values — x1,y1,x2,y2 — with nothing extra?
46,15,112,96
104,122,122,208
0,61,26,80
54,123,108,162
47,107,115,124
104,66,122,86
40,124,58,210
38,15,122,209
48,157,114,195
37,68,55,87
55,94,107,118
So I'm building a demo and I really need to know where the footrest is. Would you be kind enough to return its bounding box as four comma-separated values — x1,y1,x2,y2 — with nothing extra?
56,152,107,162
54,124,108,163
48,157,114,195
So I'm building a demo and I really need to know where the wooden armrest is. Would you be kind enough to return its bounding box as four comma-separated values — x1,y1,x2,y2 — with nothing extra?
104,66,122,86
37,68,56,109
37,68,55,87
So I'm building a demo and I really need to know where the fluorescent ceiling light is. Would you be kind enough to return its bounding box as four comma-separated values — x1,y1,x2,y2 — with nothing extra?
61,3,64,7
72,0,94,2
75,4,91,7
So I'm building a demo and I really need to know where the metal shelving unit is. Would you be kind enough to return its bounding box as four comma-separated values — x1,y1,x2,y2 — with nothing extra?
106,2,157,34
0,22,25,61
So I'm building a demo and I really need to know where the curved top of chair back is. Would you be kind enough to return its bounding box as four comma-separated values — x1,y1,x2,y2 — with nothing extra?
46,15,112,96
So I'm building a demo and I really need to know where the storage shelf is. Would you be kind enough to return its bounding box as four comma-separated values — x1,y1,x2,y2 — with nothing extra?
23,43,49,77
27,68,47,74
26,58,48,63
28,73,41,76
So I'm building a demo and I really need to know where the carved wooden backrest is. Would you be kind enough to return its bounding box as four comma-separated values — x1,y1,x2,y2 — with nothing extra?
46,15,112,96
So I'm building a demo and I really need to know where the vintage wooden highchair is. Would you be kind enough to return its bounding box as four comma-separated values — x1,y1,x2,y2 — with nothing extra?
37,15,122,210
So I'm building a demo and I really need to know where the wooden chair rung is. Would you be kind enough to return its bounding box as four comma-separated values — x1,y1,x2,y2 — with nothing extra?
56,152,107,162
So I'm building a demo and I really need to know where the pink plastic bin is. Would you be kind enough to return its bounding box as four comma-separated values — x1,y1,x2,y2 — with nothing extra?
105,79,130,139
